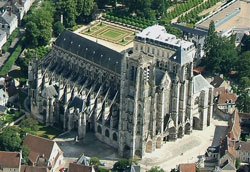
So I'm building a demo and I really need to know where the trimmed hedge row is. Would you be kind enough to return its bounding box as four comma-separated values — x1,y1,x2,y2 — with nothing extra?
2,29,20,54
0,42,23,75
103,14,154,29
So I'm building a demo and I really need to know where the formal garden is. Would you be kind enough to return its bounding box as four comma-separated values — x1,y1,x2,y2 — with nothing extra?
81,22,136,46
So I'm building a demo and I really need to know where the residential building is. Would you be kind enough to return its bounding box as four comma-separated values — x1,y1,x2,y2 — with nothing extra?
0,29,6,53
0,10,18,35
23,134,63,172
210,75,232,92
0,88,8,106
216,93,237,114
21,165,50,172
0,151,21,172
237,141,250,163
28,25,214,158
179,163,196,172
68,163,95,172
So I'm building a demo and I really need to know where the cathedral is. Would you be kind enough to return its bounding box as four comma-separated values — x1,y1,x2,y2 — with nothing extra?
28,25,214,158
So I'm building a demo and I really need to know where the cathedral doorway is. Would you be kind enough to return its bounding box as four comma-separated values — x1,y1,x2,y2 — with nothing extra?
185,123,191,134
124,145,131,158
145,140,152,153
178,126,183,138
168,127,176,140
193,117,200,130
156,137,161,148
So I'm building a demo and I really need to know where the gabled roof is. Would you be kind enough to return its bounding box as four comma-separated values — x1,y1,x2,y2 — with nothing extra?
193,74,213,94
0,151,20,168
21,165,50,172
23,134,55,163
0,10,17,25
210,75,224,88
220,160,236,171
227,110,241,140
179,163,196,172
217,93,237,104
68,163,94,172
55,30,123,74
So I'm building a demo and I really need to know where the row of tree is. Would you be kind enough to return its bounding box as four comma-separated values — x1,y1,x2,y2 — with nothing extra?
203,21,250,113
177,0,220,24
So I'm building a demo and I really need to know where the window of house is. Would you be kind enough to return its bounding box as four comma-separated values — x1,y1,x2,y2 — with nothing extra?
147,47,150,53
152,48,155,54
140,46,143,51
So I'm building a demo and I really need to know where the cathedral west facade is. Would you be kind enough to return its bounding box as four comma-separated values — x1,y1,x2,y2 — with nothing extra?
28,25,214,158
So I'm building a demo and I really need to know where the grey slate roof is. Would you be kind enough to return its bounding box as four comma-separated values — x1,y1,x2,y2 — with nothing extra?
0,10,17,25
210,75,224,88
212,125,228,147
172,23,207,37
55,30,123,74
69,96,85,111
193,74,212,94
170,47,193,66
41,86,58,99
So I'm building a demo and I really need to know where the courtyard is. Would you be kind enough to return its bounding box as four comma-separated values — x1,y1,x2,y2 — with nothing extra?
80,22,136,46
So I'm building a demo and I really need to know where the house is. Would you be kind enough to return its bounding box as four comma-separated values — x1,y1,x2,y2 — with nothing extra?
179,163,196,172
21,165,50,172
0,88,9,106
23,134,63,172
203,110,240,172
0,151,21,172
216,93,237,114
12,0,35,22
124,164,141,172
210,75,231,92
0,10,18,35
68,163,95,172
0,29,6,53
237,141,250,163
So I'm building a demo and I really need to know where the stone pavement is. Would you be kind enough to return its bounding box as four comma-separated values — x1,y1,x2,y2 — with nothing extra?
140,119,228,172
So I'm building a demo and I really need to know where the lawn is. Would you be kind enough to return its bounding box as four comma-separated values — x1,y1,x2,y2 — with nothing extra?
36,124,62,140
81,22,136,46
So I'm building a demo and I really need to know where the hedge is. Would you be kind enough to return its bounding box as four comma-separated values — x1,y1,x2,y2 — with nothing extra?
0,43,23,75
2,29,20,54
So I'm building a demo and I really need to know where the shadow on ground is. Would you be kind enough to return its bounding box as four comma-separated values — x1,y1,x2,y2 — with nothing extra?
55,131,120,160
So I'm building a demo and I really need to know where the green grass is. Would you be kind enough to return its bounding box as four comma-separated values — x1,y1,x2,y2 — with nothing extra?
0,42,23,76
35,124,62,140
81,22,136,46
102,29,125,38
2,29,20,54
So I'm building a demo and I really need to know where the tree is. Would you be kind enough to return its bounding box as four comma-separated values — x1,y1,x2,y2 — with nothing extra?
24,21,39,47
236,158,241,169
76,0,94,16
90,157,100,166
113,159,132,172
53,21,65,37
20,117,39,132
0,126,22,151
147,167,165,172
21,146,30,165
204,20,217,55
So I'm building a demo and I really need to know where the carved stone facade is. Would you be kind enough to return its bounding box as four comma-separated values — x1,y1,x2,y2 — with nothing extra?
28,25,214,158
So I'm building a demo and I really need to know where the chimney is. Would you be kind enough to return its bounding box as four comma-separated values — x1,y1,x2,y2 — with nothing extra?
10,0,14,5
9,9,12,16
19,0,22,5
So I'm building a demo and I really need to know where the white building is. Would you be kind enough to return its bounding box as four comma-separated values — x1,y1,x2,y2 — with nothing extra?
0,10,18,35
23,134,64,171
0,151,21,172
0,88,9,106
0,29,7,53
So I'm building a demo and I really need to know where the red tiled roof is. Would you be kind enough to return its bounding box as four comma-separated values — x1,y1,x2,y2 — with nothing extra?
68,163,92,172
227,110,241,140
240,141,250,153
0,151,20,168
179,163,196,172
21,165,50,172
218,93,237,104
23,134,55,163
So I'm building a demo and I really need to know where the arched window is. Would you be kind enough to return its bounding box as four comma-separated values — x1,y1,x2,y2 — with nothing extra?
97,125,102,134
105,129,110,138
113,133,117,141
